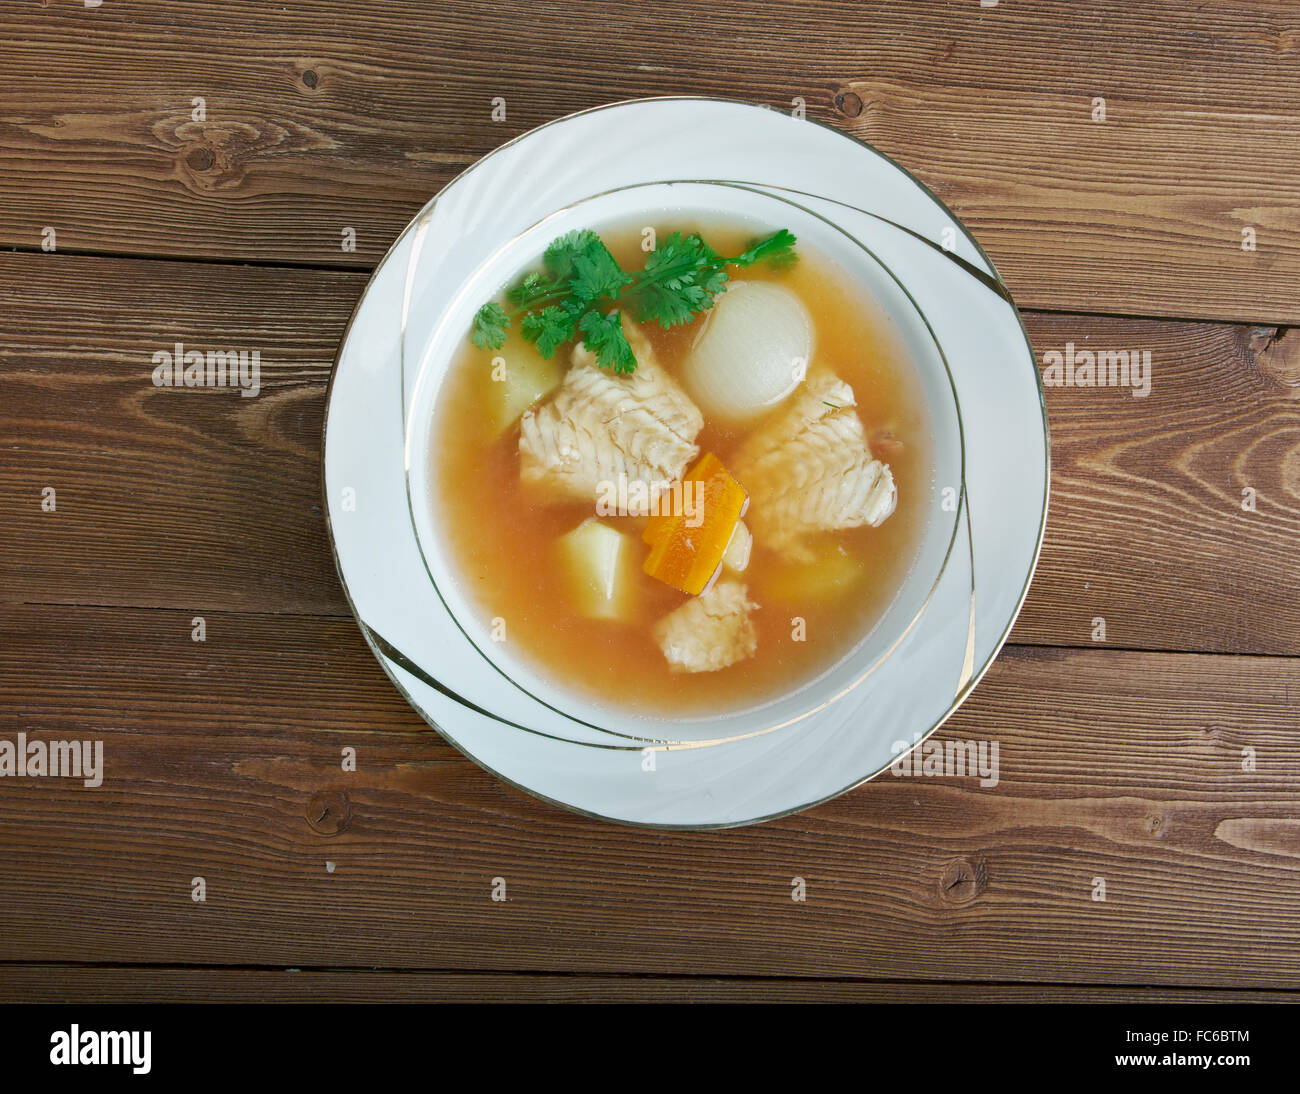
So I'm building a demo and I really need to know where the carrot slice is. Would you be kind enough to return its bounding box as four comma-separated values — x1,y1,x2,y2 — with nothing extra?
642,453,749,595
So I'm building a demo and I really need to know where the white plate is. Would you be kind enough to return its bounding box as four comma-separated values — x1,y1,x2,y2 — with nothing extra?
322,97,1049,828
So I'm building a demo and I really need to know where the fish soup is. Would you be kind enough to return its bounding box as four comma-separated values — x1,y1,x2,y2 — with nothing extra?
431,216,933,717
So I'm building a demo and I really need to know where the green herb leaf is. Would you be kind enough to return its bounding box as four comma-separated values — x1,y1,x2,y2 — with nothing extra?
577,309,636,374
520,305,577,359
569,246,633,304
471,301,510,350
629,232,729,329
474,226,798,372
733,228,798,269
543,229,602,280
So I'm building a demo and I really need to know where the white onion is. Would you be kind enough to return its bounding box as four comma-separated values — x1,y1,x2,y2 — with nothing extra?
682,281,814,423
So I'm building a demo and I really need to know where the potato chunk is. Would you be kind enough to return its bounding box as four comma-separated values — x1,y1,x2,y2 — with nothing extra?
488,343,563,436
761,539,867,604
556,519,639,621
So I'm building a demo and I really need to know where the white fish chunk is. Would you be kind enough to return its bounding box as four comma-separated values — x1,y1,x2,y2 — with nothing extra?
519,317,703,512
731,372,896,561
652,580,759,674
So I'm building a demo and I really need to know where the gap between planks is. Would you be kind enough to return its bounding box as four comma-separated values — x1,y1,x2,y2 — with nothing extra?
0,598,1294,665
3,244,1293,332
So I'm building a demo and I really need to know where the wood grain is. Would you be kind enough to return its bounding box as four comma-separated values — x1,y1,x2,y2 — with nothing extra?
2,605,1299,987
1,966,1293,1004
3,252,1298,653
1,1,1298,320
3,0,1298,1000
1015,314,1300,654
0,252,358,615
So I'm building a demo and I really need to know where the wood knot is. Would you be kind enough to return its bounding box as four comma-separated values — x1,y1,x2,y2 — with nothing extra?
302,69,319,90
939,857,987,904
1247,326,1300,393
834,90,863,118
306,789,352,835
185,145,215,172
163,115,334,194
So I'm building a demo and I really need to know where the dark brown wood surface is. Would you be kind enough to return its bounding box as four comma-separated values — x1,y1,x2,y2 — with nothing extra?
3,612,1300,986
3,1,1299,320
1,0,1298,1004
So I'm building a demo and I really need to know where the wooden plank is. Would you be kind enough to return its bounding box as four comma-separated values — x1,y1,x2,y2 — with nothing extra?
1014,314,1300,654
0,1,1298,320
0,965,1292,1004
0,253,359,615
2,606,1299,988
3,252,1297,653
837,71,1300,326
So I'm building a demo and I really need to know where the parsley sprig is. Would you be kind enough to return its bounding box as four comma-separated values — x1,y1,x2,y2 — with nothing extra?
471,227,797,374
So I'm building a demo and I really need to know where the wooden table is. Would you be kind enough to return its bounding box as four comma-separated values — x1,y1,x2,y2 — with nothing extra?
2,0,1298,1004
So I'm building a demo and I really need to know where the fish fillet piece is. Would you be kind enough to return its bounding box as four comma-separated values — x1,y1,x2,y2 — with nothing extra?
652,580,759,674
519,318,703,512
731,372,896,561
